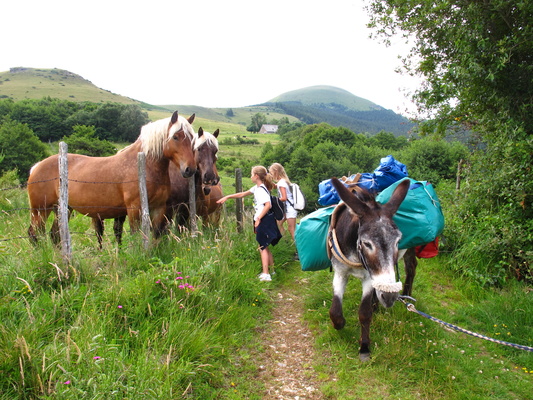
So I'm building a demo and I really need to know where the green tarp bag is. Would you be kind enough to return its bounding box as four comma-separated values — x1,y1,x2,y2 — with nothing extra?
295,205,336,271
376,177,444,249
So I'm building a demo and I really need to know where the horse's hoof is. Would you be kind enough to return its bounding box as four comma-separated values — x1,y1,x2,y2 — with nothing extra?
359,352,371,362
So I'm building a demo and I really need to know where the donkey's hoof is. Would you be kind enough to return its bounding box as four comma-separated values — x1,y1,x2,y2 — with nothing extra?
359,352,371,362
330,317,346,330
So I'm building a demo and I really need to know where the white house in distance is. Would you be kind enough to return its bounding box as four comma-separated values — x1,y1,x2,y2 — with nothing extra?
259,124,278,134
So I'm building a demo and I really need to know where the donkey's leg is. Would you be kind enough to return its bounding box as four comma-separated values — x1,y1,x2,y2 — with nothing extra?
329,269,349,330
92,217,104,248
359,279,375,360
402,247,418,297
113,216,126,245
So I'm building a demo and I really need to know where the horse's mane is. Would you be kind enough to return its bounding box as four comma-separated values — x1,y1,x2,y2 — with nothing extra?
138,115,195,160
194,130,219,152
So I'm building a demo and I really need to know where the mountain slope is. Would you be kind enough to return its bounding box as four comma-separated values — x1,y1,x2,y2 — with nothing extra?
0,67,142,105
264,85,414,136
269,85,382,112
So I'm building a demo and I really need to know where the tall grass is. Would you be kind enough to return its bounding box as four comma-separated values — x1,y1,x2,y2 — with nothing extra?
1,184,532,400
0,186,291,399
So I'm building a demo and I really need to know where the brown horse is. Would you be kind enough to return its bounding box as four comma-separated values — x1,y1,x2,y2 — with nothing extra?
327,177,417,361
167,127,222,228
27,111,196,245
113,126,222,242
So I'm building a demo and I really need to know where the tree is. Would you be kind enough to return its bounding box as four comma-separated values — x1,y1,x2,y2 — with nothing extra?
0,117,48,180
368,0,532,135
225,108,235,117
367,0,533,282
246,113,267,133
62,125,117,157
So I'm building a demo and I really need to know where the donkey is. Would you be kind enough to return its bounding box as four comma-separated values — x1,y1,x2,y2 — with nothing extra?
327,177,412,361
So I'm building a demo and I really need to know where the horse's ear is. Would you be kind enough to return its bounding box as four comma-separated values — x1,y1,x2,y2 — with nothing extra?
198,127,204,137
171,111,179,124
213,129,220,138
331,177,370,217
188,113,195,124
382,179,409,217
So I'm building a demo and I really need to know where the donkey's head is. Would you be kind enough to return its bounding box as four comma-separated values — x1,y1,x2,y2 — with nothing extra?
331,178,409,308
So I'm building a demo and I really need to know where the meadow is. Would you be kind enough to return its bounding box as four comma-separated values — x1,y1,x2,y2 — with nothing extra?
0,171,531,399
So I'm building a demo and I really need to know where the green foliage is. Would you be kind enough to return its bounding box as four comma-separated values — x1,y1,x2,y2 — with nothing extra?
62,125,117,157
368,0,533,284
398,137,469,184
246,112,267,133
0,117,48,180
0,98,149,143
261,122,468,211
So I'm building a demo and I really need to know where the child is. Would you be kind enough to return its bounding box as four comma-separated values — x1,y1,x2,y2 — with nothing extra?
217,166,282,281
268,163,297,240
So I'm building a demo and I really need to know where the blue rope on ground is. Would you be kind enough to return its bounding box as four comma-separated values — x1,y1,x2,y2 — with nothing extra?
399,299,533,352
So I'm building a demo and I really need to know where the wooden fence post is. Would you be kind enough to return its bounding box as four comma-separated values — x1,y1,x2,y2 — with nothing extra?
189,177,198,237
58,142,72,264
235,168,243,233
137,152,150,249
456,159,463,191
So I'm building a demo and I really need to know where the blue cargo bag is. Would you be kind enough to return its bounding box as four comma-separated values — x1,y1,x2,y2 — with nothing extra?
295,205,336,271
376,177,444,249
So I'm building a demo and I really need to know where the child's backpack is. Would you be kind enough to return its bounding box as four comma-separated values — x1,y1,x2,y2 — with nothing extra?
289,183,307,211
262,187,285,221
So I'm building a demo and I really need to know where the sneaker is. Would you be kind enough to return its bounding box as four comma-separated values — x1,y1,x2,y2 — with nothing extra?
258,273,272,282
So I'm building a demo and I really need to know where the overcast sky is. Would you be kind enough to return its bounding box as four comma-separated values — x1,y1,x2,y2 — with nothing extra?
1,0,420,115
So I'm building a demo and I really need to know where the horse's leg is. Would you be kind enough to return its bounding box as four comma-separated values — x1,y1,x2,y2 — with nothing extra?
113,216,126,245
402,247,418,297
92,217,104,248
329,268,349,330
49,207,64,245
28,209,50,244
359,279,376,361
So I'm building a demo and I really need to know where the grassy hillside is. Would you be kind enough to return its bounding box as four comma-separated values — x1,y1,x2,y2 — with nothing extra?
0,67,142,104
0,67,413,136
269,85,382,112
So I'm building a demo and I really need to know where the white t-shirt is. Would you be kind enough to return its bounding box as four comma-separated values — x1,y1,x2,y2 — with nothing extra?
276,178,294,205
249,184,271,221
276,178,297,218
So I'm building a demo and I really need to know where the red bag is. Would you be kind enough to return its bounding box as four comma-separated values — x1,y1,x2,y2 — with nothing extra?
415,237,439,258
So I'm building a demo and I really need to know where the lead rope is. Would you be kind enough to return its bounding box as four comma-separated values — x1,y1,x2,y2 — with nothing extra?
397,296,533,352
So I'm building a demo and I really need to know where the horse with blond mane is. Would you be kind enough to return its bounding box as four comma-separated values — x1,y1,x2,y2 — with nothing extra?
27,111,196,245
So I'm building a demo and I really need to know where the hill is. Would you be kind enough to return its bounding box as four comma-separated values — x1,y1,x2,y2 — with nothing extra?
0,68,414,135
263,85,414,136
269,85,381,112
0,67,154,106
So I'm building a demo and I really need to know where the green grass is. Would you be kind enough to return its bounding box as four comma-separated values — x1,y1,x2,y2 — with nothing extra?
1,179,532,399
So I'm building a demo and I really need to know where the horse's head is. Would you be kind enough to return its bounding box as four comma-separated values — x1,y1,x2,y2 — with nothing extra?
331,177,409,308
195,127,220,188
165,111,197,178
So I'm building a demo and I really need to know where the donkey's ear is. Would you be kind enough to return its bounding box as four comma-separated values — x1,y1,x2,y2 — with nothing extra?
331,177,370,216
382,179,409,217
171,111,179,124
213,129,220,138
188,113,195,124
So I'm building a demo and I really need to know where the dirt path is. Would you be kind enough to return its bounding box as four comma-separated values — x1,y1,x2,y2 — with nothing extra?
257,277,325,400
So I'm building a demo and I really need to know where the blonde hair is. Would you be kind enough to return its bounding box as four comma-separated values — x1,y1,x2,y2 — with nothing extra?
269,163,291,185
252,165,275,191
